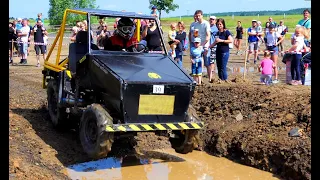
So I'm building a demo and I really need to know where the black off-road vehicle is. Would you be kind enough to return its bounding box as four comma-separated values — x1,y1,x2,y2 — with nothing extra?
42,8,203,159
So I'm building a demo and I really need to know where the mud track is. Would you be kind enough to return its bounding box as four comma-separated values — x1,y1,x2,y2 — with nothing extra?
9,60,310,180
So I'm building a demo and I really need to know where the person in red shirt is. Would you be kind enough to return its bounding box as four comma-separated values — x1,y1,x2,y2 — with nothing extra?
104,17,137,51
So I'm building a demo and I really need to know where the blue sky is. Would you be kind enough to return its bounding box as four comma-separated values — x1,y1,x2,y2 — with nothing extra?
9,0,311,18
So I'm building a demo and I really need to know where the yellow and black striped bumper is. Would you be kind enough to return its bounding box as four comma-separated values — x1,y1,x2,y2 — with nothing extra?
105,122,204,132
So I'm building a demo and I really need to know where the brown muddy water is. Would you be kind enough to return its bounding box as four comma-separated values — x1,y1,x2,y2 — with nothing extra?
65,149,280,180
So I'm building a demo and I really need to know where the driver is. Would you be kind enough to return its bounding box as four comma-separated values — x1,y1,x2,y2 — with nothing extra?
103,17,137,51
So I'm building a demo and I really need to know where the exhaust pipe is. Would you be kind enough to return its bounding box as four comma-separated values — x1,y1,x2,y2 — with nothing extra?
62,98,85,106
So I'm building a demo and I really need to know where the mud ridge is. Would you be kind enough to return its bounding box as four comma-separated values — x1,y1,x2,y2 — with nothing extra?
193,83,311,180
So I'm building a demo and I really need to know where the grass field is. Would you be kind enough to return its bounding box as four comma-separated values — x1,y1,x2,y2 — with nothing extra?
18,14,304,39
161,15,303,30
160,15,305,39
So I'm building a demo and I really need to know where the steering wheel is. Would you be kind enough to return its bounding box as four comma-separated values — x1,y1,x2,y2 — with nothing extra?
126,43,148,53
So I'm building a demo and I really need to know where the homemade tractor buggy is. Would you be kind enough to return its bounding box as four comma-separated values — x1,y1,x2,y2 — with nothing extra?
42,8,204,159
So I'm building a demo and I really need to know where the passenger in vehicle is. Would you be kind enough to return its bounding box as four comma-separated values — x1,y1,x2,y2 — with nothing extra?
97,23,110,47
141,19,162,51
97,18,105,35
103,17,137,51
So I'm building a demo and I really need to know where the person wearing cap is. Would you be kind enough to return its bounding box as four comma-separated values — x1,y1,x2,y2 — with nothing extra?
205,15,218,82
150,5,159,20
246,20,262,64
16,18,22,30
190,37,204,85
265,23,284,84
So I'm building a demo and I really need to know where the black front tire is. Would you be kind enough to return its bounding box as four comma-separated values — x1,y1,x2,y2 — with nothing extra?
80,104,114,159
169,129,200,154
47,79,68,130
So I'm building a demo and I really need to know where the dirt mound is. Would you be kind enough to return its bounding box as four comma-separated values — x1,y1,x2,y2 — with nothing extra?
192,82,311,180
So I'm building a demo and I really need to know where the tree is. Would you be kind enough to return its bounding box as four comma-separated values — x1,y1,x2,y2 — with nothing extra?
149,0,179,20
48,0,97,25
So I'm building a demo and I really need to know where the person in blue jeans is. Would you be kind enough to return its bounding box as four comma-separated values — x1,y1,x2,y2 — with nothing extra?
190,37,204,85
208,18,233,81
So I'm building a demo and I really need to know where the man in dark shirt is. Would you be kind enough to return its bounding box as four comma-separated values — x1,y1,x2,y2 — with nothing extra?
9,22,17,64
27,19,33,55
32,19,48,67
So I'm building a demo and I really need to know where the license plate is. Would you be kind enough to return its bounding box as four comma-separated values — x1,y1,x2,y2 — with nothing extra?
138,95,175,115
153,85,164,94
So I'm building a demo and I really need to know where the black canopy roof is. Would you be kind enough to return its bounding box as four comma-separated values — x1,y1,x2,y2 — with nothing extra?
73,8,155,19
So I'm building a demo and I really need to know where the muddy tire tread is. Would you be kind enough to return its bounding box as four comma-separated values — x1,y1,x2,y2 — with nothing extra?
170,129,200,154
80,103,114,159
47,79,69,130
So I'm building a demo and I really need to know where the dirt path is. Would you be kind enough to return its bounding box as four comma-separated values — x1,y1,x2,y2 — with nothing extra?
9,43,310,180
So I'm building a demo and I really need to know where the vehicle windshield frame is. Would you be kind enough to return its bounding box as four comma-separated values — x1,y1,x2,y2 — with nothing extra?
87,12,167,55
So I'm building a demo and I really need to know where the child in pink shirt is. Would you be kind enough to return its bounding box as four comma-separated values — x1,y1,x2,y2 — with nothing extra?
258,51,275,85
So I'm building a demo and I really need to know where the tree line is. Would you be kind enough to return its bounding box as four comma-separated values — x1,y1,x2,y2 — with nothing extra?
47,0,309,25
187,8,311,17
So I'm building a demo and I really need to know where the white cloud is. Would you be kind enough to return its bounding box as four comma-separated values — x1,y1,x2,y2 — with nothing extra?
185,0,192,4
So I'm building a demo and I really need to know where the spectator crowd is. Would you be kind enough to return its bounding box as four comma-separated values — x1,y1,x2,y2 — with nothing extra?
9,8,311,86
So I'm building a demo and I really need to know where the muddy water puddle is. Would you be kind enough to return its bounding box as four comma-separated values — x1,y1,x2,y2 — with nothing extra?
184,66,286,75
65,149,280,180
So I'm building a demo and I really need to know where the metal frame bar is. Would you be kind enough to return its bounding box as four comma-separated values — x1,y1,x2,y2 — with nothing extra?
43,9,88,88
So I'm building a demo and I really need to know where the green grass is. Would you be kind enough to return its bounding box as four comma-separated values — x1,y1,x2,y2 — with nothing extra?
16,14,303,40
160,15,304,39
161,15,302,29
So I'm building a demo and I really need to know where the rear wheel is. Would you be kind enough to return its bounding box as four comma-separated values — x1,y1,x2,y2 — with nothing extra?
169,129,200,154
80,104,114,159
47,79,68,130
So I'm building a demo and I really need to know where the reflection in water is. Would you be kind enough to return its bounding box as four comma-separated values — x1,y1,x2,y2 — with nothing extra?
198,66,285,75
229,66,286,73
66,149,280,180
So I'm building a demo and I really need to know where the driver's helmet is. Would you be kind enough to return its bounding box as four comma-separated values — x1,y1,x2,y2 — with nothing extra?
116,17,135,39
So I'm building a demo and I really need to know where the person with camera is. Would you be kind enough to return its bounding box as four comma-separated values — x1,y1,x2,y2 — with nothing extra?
141,19,162,51
32,19,48,67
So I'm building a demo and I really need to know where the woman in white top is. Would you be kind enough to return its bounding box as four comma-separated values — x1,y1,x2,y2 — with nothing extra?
276,20,287,56
264,24,284,83
287,26,308,85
